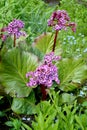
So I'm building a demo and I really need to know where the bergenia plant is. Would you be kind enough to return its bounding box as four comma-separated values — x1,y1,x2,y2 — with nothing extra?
26,10,76,100
26,52,61,100
0,19,26,48
7,19,26,47
48,10,76,51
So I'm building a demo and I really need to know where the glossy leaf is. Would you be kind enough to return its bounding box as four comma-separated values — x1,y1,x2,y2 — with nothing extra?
0,48,38,97
57,58,87,91
33,32,62,55
11,92,37,115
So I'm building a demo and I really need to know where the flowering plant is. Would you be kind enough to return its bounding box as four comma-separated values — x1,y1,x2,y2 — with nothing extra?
0,1,87,129
26,52,61,100
26,52,61,88
0,9,87,115
0,19,26,48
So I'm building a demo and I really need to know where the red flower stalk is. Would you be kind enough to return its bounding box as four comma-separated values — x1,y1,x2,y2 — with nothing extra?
48,10,76,52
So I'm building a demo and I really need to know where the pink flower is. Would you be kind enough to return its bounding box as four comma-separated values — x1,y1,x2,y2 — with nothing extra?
7,19,26,38
26,52,61,88
44,52,61,64
68,22,77,32
48,10,76,32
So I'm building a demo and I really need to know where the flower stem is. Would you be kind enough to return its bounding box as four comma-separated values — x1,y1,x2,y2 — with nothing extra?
14,34,16,47
41,85,47,100
52,30,58,52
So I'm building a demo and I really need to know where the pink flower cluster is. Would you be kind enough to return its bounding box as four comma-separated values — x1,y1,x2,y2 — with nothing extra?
44,52,61,64
48,10,76,32
26,52,61,88
7,19,26,38
0,19,26,41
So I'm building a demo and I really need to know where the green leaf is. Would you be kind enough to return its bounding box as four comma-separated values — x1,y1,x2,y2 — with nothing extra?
37,112,45,129
58,58,87,91
60,93,76,104
11,96,37,115
22,122,32,130
0,96,3,100
82,101,87,107
0,111,6,117
0,48,38,97
12,118,22,130
33,32,62,55
75,115,84,130
48,122,59,130
5,121,13,127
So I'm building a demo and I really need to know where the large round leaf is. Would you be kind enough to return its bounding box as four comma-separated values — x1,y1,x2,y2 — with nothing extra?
0,48,38,97
11,91,37,115
57,58,87,91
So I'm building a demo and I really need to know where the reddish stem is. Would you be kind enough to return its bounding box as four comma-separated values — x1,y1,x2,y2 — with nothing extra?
52,30,58,52
14,34,16,47
41,85,47,100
